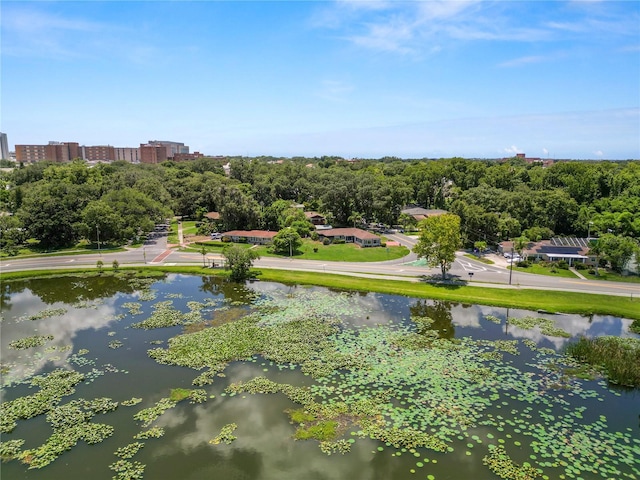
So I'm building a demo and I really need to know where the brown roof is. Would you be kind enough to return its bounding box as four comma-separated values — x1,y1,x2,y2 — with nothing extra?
304,211,325,218
319,228,380,240
223,230,278,239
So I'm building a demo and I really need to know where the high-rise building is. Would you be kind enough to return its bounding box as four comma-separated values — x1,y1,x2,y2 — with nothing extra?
15,141,80,162
148,140,188,158
82,145,116,162
139,144,168,164
115,147,140,163
0,132,9,160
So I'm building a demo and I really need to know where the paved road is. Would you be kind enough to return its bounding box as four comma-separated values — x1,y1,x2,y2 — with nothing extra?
1,232,638,298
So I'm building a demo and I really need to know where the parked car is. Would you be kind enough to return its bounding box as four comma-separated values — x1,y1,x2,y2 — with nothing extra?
210,233,222,240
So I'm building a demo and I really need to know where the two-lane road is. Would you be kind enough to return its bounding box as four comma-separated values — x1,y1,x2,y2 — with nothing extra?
1,233,638,298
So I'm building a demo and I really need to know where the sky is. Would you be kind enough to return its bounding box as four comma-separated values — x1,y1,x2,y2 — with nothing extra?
1,0,639,160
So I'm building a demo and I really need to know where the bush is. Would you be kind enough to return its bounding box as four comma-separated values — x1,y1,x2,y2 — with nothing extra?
380,242,387,248
574,263,588,270
516,260,530,268
313,247,318,253
310,231,319,241
322,238,332,245
557,260,569,270
333,238,346,244
588,269,596,275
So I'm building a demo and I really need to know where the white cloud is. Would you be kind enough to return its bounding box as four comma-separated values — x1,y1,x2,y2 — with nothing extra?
503,145,521,155
594,150,604,157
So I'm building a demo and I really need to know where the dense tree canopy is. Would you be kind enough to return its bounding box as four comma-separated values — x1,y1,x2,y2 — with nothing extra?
0,157,638,257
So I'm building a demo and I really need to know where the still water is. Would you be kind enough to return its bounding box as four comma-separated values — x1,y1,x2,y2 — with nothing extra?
1,274,638,480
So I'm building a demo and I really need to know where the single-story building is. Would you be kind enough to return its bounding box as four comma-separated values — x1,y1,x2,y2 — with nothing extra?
499,237,595,266
401,207,448,223
318,228,381,247
222,230,278,245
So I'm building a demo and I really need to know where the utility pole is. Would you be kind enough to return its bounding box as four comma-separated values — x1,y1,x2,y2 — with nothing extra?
96,225,101,256
509,246,514,285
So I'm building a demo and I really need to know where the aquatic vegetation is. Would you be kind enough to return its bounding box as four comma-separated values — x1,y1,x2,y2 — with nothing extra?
122,302,143,315
109,459,146,480
27,307,67,321
483,444,539,479
9,334,54,349
507,316,571,338
109,340,124,349
294,420,338,441
0,369,85,433
114,442,145,459
565,336,640,387
630,319,640,334
209,423,237,445
133,398,177,427
121,397,143,407
0,439,25,461
134,427,165,439
131,301,184,329
485,315,502,324
19,398,117,469
168,388,207,403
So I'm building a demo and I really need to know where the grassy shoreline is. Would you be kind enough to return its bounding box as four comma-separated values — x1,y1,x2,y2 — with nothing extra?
2,265,639,320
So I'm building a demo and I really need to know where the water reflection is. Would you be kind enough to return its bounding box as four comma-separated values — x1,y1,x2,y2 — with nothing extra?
1,274,638,480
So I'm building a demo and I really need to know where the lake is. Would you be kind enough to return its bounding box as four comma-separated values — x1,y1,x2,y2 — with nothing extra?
1,273,639,480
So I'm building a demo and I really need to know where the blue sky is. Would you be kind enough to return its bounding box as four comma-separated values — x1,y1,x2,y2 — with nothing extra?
2,0,639,159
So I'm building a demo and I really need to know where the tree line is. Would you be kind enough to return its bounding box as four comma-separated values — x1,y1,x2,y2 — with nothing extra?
0,156,638,262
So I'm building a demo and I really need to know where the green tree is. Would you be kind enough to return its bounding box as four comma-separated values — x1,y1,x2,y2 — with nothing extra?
413,213,462,280
272,227,302,256
596,234,639,273
223,244,260,281
513,236,529,259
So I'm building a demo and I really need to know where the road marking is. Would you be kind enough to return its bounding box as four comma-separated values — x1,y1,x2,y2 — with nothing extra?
67,259,75,262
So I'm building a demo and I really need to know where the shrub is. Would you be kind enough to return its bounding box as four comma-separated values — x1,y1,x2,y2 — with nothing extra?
313,247,318,253
574,263,587,270
333,238,346,244
381,242,387,248
310,231,319,241
322,238,331,245
557,260,569,270
516,260,530,268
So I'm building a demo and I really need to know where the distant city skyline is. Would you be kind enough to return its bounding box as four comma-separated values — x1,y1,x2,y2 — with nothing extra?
2,1,639,160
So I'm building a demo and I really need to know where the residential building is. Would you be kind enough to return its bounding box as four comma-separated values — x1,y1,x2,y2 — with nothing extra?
222,230,278,245
318,228,381,247
304,211,326,225
499,237,594,266
15,141,80,163
401,207,448,223
0,132,9,160
82,145,116,162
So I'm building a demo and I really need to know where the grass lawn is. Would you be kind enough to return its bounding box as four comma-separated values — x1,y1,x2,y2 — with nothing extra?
464,253,494,265
180,220,199,236
185,240,409,262
582,270,640,283
255,240,409,262
3,266,638,320
168,219,180,244
0,243,126,259
511,263,580,278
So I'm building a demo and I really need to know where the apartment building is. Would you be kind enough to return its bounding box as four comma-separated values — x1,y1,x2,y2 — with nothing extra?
115,147,141,163
82,145,116,162
15,141,80,163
